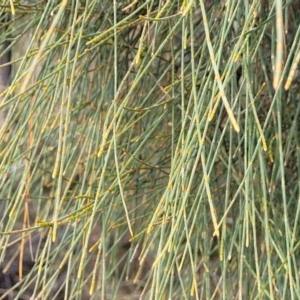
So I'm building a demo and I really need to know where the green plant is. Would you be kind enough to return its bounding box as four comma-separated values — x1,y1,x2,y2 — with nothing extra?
1,0,300,299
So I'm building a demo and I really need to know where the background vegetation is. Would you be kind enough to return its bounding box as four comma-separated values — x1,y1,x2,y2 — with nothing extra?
1,0,300,299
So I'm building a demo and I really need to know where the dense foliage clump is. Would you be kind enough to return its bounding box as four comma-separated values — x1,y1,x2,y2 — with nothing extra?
1,1,300,299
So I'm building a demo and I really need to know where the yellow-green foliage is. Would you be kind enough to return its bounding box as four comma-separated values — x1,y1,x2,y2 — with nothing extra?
0,1,300,299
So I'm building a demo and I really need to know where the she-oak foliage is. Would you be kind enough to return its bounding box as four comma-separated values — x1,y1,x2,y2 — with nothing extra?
0,1,300,299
